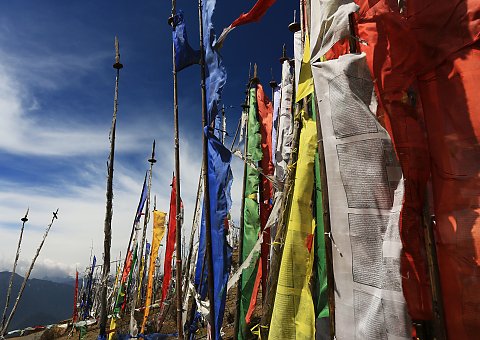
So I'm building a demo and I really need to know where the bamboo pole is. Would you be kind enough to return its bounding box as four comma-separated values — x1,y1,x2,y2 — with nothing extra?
197,0,216,336
1,208,28,330
99,37,123,338
169,2,184,338
1,209,59,336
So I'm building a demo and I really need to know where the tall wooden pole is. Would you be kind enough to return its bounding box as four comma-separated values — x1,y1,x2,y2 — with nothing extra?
1,208,28,330
198,0,216,336
233,88,251,338
169,2,184,337
182,172,202,307
1,210,59,337
129,142,156,336
99,37,123,338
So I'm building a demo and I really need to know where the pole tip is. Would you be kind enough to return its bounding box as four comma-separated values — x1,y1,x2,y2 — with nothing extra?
251,63,259,84
279,44,289,64
113,36,123,69
288,10,300,33
149,140,157,164
21,208,29,222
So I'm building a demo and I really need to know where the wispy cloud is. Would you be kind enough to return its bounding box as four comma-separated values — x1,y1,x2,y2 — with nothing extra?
0,64,154,157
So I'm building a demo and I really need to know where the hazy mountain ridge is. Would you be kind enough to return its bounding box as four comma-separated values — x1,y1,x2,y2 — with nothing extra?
0,271,74,332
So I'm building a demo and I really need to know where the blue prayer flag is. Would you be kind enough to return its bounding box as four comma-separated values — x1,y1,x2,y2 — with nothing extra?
194,129,233,340
135,172,148,223
173,11,200,72
202,0,227,125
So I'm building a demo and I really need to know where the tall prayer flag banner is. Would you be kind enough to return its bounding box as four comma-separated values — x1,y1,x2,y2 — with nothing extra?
269,114,317,340
350,1,480,337
311,97,329,331
256,83,274,294
160,177,177,307
194,129,233,340
266,60,294,246
312,53,411,339
141,210,166,334
237,87,262,340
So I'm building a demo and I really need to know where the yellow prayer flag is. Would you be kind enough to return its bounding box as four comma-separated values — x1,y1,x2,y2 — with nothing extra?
140,210,166,334
296,33,314,102
107,318,116,340
269,115,317,339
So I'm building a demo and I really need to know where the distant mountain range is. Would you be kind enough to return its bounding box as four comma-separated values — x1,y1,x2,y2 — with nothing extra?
0,271,74,332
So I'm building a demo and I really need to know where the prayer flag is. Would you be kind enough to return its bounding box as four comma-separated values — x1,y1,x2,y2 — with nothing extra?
296,34,314,102
237,87,262,340
173,11,200,72
194,128,233,340
202,0,227,124
217,0,277,46
159,177,177,308
269,114,317,340
141,210,166,334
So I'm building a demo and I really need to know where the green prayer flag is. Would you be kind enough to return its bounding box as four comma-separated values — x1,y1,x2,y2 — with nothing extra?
238,86,262,340
311,95,329,319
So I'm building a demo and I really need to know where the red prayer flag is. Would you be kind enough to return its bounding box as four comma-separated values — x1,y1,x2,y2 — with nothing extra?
160,176,177,307
257,84,274,296
230,0,277,28
245,259,262,324
332,1,480,337
217,0,277,46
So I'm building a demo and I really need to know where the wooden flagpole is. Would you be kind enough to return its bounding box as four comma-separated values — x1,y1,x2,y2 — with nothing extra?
197,0,216,336
1,209,59,337
129,141,156,336
168,2,184,338
1,208,28,330
233,85,251,338
99,37,123,338
182,171,202,310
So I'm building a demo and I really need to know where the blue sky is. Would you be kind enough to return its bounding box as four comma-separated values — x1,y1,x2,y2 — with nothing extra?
0,0,295,279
